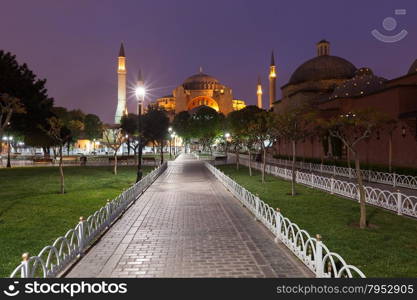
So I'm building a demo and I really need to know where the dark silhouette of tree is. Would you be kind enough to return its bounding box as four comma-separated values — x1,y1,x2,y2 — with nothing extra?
172,111,192,152
0,93,26,152
0,50,54,144
143,108,170,163
191,106,224,155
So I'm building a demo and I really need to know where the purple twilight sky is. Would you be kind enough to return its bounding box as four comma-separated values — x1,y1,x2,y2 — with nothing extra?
1,0,416,123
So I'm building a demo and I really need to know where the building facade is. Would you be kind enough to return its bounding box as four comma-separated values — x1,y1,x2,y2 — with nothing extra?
155,70,246,115
273,40,417,168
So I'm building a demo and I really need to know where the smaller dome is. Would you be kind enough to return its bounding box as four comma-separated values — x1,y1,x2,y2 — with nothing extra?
408,59,417,74
289,56,356,85
330,67,387,100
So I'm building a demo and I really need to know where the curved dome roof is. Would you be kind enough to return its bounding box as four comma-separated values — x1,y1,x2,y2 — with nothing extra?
289,55,356,85
408,59,417,74
329,67,387,100
184,73,219,84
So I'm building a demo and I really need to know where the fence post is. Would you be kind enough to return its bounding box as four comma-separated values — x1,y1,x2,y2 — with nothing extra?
397,190,402,215
274,208,281,243
254,194,260,221
105,200,111,227
320,163,323,174
315,234,323,278
310,173,314,187
310,162,312,172
333,165,336,177
330,177,334,194
393,173,396,187
348,168,352,179
21,253,30,278
77,216,85,257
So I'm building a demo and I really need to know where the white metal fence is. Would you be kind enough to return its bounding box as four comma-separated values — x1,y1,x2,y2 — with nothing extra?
231,153,417,191
205,162,365,278
9,162,168,278
234,157,417,219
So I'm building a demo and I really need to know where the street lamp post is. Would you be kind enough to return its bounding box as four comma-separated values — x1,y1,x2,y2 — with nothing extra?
135,70,146,183
224,132,231,157
168,127,172,159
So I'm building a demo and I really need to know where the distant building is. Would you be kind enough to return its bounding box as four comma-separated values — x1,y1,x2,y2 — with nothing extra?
273,40,417,168
154,68,246,115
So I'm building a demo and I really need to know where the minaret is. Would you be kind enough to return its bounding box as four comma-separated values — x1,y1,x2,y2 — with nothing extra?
115,43,127,124
256,76,263,109
269,51,277,109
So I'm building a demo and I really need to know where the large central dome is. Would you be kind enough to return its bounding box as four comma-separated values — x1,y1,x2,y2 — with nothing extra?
289,55,356,85
183,73,220,90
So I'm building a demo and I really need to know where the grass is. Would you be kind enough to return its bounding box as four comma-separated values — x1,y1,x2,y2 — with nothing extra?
218,164,417,277
0,165,150,277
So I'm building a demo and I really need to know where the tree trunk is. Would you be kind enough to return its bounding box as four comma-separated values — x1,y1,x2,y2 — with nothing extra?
67,142,70,156
262,147,266,183
134,147,138,165
354,155,367,229
127,138,131,156
235,146,240,170
160,140,164,164
0,131,3,153
291,140,296,196
327,136,333,158
113,153,118,175
248,148,252,176
347,147,351,169
388,134,392,173
59,145,65,194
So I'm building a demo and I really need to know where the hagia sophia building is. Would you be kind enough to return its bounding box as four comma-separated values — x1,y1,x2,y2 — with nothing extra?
114,41,417,168
114,43,248,125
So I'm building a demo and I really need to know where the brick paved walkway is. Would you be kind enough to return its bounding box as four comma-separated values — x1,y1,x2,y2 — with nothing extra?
66,154,312,278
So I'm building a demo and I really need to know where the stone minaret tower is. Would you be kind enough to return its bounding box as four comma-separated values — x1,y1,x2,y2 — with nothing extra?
115,43,127,124
256,76,263,109
269,51,277,109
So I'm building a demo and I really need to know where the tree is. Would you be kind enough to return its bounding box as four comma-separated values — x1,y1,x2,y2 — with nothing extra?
0,93,25,152
103,127,125,175
84,114,103,141
42,117,71,194
225,110,246,170
142,108,170,163
190,107,224,155
230,105,263,176
275,105,315,194
0,50,54,144
121,113,140,158
172,111,192,152
248,110,279,183
317,109,392,229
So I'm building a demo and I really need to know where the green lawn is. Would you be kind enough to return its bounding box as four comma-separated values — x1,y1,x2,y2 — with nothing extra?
218,165,417,277
0,165,150,277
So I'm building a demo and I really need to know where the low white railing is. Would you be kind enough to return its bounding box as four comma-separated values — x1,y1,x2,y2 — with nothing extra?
236,158,417,219
205,162,365,278
228,153,417,190
9,162,168,278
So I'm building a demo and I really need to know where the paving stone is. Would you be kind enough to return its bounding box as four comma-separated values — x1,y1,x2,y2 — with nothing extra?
66,154,313,278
